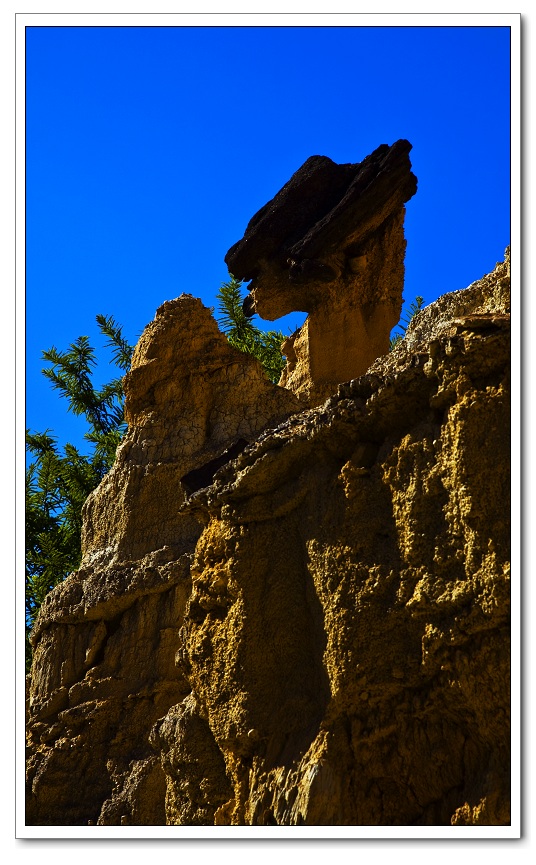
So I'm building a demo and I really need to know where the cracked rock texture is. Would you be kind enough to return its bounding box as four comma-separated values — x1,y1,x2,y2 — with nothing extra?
26,252,511,826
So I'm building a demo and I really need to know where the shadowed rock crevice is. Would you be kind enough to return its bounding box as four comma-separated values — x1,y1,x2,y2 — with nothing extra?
181,438,250,497
178,512,332,792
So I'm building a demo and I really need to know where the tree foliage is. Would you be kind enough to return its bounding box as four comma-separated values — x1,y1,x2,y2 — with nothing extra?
216,276,287,384
25,316,134,670
390,295,424,350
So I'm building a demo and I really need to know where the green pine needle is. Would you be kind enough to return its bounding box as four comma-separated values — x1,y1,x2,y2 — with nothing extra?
25,317,135,672
390,295,424,350
216,276,286,384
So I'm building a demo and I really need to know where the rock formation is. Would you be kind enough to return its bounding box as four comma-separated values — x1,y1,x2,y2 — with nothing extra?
26,248,511,827
81,294,302,570
225,140,417,404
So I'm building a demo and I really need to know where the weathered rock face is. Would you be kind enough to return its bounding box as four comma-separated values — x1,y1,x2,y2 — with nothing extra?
162,251,511,826
226,140,417,404
25,295,301,826
26,252,511,827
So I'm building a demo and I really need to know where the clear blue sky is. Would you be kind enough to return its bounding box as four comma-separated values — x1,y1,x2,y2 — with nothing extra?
25,25,511,452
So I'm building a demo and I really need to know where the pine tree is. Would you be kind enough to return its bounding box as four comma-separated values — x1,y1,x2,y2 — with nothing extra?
216,276,287,384
390,295,424,350
25,316,134,670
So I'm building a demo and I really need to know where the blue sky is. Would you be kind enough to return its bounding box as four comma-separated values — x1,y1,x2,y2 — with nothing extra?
25,24,511,452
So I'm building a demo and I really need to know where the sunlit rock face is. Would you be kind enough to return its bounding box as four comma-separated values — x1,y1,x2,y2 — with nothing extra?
170,251,510,826
226,140,418,405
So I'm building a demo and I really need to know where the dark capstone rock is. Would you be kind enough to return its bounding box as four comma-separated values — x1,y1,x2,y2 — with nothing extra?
225,140,417,281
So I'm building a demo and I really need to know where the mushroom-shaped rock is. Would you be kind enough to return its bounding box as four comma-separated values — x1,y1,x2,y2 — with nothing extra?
225,140,417,404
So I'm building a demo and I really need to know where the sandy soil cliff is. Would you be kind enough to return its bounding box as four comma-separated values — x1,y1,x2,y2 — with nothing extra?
26,251,511,827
